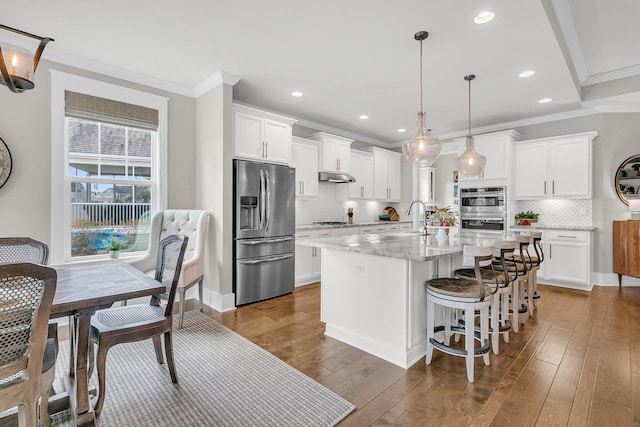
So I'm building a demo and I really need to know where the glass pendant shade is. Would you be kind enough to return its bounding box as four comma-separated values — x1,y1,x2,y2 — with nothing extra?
455,74,486,177
1,43,35,85
402,112,442,167
455,135,486,176
402,31,441,168
0,24,53,93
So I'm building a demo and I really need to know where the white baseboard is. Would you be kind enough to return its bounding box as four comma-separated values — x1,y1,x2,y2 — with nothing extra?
204,288,236,312
592,272,640,287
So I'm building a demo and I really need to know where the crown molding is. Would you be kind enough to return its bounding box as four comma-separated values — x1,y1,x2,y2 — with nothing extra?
45,49,196,97
430,108,601,142
549,0,588,84
193,71,241,98
583,65,640,86
286,115,392,148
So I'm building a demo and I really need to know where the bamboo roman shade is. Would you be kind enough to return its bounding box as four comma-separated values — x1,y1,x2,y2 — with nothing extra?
65,91,159,130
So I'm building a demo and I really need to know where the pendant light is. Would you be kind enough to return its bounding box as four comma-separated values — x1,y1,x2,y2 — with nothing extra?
455,74,486,177
401,31,442,168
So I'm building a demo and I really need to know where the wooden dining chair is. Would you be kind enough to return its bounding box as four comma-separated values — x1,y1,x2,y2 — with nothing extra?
0,263,57,427
90,234,188,418
0,237,49,265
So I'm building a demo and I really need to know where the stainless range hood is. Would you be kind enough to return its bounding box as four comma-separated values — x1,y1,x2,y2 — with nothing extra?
318,171,356,183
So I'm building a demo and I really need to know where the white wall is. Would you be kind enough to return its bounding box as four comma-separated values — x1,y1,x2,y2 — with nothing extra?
195,83,235,310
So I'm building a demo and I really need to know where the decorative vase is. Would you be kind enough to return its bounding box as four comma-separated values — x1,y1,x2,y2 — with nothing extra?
109,250,120,259
435,227,448,246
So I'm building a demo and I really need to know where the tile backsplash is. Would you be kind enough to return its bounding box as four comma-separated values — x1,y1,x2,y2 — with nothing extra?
515,199,592,226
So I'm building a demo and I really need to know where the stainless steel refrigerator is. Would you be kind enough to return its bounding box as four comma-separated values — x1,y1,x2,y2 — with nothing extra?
233,159,296,305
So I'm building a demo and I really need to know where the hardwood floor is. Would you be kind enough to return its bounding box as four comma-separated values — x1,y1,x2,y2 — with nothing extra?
205,283,640,426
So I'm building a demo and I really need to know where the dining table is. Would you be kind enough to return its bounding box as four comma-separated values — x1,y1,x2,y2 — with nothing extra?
49,262,165,427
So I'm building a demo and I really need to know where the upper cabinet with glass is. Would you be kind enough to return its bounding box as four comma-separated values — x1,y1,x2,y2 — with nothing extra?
615,154,640,206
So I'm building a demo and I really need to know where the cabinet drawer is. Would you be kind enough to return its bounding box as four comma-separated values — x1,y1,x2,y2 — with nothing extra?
400,222,412,231
545,230,588,242
385,223,400,231
332,227,358,237
360,226,386,234
296,229,332,240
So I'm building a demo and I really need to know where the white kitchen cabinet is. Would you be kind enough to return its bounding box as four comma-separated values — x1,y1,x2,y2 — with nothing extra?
295,229,331,286
233,104,296,164
456,130,521,182
418,167,436,203
544,230,591,288
347,150,373,199
291,137,319,198
514,131,597,200
363,147,402,201
514,142,547,198
306,132,353,173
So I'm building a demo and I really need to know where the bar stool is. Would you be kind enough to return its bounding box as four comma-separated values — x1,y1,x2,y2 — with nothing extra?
425,245,494,382
513,234,535,320
454,239,515,354
526,230,544,310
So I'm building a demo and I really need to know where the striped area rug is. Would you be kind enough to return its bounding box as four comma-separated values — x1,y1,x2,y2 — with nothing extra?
53,311,354,426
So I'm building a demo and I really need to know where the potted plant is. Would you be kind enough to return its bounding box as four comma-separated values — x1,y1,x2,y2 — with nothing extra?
514,211,539,226
431,206,458,227
103,237,126,259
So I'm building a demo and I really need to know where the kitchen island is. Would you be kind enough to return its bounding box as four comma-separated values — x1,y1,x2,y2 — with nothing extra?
298,232,470,369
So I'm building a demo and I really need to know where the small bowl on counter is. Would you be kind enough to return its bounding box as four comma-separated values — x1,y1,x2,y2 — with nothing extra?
378,214,391,221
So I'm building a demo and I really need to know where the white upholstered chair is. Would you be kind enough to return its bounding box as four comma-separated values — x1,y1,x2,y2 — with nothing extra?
129,209,209,328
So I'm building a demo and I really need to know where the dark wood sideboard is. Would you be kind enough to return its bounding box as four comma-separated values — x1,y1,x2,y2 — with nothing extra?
613,220,640,286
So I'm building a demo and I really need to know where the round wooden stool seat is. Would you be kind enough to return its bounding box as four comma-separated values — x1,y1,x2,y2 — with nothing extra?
426,277,492,299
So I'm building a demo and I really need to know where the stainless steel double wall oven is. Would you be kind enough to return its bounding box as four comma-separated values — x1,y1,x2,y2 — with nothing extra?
459,186,507,238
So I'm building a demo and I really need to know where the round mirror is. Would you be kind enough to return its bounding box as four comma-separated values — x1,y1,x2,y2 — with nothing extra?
615,154,640,206
0,137,13,189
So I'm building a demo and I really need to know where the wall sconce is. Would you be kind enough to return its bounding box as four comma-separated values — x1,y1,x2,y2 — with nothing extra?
0,24,53,93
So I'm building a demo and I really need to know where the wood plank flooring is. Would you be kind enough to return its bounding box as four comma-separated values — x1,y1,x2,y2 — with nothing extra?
205,283,640,426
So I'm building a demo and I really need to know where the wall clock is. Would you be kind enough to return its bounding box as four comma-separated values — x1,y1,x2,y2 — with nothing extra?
0,137,13,188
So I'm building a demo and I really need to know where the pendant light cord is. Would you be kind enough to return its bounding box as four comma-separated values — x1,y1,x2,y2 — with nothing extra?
419,38,424,114
468,77,471,137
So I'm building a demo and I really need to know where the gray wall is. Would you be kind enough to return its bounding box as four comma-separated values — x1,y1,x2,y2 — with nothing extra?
0,60,196,257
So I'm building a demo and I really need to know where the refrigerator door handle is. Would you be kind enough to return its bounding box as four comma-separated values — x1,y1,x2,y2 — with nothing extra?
259,169,266,231
238,253,293,264
265,169,272,232
239,237,294,245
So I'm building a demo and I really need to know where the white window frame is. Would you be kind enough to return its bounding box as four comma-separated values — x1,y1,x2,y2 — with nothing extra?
51,70,168,265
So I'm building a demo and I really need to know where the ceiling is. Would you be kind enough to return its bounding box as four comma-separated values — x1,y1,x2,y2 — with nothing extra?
4,0,640,146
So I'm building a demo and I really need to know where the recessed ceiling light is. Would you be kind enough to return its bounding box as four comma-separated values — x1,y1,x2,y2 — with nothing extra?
397,128,407,133
291,91,303,97
519,70,535,78
538,98,552,104
474,11,495,24
359,115,369,120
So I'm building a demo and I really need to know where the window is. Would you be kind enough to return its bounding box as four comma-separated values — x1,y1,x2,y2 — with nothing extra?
51,72,168,264
67,117,154,257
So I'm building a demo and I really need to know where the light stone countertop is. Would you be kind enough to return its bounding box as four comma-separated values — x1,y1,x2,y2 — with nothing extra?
510,224,596,232
296,232,492,262
296,220,412,232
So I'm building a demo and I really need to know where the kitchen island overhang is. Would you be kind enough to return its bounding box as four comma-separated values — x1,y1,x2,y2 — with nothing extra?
298,232,472,369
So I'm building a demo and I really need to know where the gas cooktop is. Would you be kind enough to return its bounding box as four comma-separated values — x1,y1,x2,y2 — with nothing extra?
313,221,350,225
